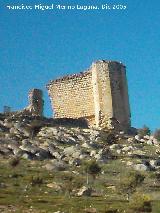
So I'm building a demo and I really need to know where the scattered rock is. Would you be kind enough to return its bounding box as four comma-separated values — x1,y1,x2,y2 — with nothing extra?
126,161,133,166
70,158,81,166
35,149,51,160
134,164,148,171
47,182,61,191
135,135,141,141
122,146,134,152
146,140,153,145
109,144,121,150
116,150,121,154
77,186,93,196
63,146,77,156
0,113,159,178
85,207,97,213
22,153,33,160
127,137,135,143
144,135,150,140
150,159,160,167
45,160,67,171
106,185,116,191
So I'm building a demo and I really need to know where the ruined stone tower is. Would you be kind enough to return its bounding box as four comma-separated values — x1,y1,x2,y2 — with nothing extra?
27,89,44,116
47,60,131,130
5,89,44,117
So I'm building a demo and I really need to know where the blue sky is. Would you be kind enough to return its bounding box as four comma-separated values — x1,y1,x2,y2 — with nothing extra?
0,0,160,131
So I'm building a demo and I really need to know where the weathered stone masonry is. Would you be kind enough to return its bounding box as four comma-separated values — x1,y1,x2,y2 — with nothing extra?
7,89,44,117
46,60,131,130
28,89,44,116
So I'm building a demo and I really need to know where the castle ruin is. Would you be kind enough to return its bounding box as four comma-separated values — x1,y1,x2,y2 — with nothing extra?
6,89,44,117
46,60,131,130
27,89,44,116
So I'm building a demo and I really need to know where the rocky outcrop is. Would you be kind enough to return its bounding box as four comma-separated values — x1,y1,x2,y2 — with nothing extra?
0,114,114,162
0,113,160,173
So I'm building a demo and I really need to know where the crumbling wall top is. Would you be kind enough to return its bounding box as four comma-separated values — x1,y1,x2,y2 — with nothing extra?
46,69,91,89
93,60,126,67
46,60,126,89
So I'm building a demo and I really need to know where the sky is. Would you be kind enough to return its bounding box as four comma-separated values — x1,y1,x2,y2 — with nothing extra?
0,0,160,131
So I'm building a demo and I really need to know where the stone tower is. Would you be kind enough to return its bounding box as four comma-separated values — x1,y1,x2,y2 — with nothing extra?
28,89,44,116
6,89,44,117
47,60,131,130
91,61,131,130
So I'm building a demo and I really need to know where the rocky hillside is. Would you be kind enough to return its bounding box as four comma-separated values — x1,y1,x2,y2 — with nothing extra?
0,114,160,212
0,113,160,172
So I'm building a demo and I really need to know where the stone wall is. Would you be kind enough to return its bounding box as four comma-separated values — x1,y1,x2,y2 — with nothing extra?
47,60,131,130
47,72,95,124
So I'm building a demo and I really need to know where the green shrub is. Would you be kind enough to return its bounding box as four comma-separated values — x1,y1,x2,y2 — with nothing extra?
61,173,84,196
155,172,160,181
84,160,101,180
154,129,160,141
9,157,20,168
30,176,43,186
129,192,152,212
72,176,84,189
138,125,151,138
117,171,145,200
60,173,74,196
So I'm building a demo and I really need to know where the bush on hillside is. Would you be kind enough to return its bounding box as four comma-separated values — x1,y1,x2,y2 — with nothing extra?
84,160,101,180
154,129,160,141
138,125,151,138
9,157,20,168
117,171,145,200
128,192,152,212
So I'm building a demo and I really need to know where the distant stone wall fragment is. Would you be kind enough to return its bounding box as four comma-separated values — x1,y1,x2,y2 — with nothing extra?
27,89,44,116
4,89,44,117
